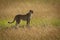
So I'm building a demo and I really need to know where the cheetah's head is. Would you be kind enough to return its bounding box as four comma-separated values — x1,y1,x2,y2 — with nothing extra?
29,10,33,14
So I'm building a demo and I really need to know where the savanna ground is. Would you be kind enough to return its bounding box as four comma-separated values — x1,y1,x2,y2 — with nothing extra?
0,0,60,40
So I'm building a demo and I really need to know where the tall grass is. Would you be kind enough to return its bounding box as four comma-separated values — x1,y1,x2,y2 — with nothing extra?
0,26,60,40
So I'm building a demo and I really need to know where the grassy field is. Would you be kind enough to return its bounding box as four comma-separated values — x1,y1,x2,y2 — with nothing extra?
0,26,60,40
0,0,60,40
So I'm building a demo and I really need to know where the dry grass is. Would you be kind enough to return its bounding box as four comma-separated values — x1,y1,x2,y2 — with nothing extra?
0,0,60,19
0,26,60,40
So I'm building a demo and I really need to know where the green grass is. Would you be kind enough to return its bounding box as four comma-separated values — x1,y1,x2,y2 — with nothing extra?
0,18,60,28
0,19,15,28
51,19,60,26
